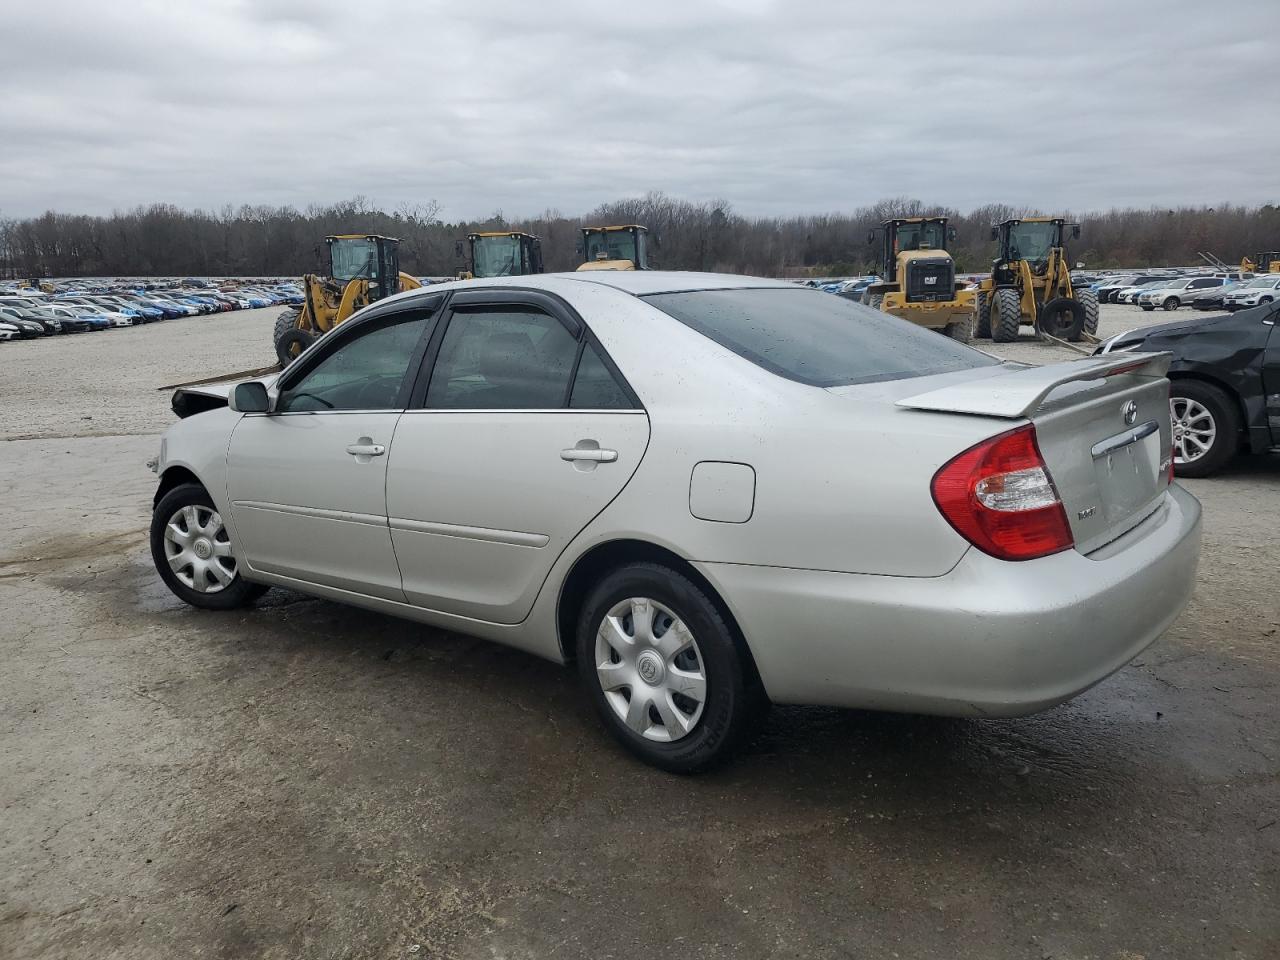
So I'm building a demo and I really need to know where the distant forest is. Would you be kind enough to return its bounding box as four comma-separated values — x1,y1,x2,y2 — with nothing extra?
2,193,1278,279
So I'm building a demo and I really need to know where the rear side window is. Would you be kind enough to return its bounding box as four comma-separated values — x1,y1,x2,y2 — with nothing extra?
425,307,579,409
570,341,633,409
642,287,998,387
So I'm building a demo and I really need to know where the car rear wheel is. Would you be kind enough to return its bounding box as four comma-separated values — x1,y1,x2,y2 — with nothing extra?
577,563,762,773
151,484,269,610
1169,380,1238,478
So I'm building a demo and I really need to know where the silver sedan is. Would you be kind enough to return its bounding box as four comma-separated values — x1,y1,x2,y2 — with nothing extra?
150,272,1202,771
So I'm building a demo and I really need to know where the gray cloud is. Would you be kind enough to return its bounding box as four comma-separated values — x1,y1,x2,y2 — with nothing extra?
1,0,1277,219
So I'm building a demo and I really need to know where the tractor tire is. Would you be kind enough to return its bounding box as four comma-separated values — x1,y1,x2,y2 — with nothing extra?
273,308,302,366
276,327,315,367
867,294,884,311
991,289,1022,343
944,312,974,343
975,292,990,338
1077,289,1100,336
1038,297,1086,342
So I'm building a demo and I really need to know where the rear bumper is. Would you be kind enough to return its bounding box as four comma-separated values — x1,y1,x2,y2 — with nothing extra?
698,484,1202,716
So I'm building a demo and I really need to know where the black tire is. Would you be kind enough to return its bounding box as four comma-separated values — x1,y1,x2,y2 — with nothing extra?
1077,289,1100,336
1168,380,1239,479
576,562,763,773
273,307,300,346
151,484,269,610
1038,297,1086,341
273,309,307,367
991,288,1022,342
944,312,974,343
1163,297,1180,311
975,291,990,338
275,327,315,367
867,293,884,311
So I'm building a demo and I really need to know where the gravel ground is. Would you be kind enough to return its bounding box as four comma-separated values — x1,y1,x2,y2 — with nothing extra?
1,302,1277,959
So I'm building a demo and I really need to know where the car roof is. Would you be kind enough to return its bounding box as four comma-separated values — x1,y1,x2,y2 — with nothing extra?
402,271,798,301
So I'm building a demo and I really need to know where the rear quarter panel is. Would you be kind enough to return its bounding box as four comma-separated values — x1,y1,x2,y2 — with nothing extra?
555,281,993,578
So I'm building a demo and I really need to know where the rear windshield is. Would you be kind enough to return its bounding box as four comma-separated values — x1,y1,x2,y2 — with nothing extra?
642,287,999,387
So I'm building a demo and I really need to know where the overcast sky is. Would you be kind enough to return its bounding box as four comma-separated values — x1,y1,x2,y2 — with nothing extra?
2,0,1277,220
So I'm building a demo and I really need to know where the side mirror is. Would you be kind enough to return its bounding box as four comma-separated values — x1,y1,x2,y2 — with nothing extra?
575,240,585,256
454,240,465,259
1072,225,1082,240
866,231,875,245
231,381,271,414
651,232,661,249
989,227,999,241
947,227,957,242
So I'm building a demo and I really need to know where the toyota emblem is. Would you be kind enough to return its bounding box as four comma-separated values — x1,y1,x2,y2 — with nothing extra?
1122,400,1138,426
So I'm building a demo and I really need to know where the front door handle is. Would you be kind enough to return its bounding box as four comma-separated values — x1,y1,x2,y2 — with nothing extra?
346,437,385,461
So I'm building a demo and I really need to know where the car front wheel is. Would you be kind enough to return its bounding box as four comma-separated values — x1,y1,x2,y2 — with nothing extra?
151,483,269,609
577,562,762,773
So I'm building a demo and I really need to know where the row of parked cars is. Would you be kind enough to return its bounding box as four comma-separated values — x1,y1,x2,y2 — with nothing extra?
1086,271,1280,312
0,282,303,342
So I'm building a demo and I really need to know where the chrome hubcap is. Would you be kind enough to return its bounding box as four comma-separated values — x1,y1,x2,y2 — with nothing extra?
163,504,236,593
595,597,707,743
1169,398,1216,465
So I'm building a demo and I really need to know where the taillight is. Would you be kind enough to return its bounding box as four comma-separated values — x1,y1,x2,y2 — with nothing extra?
931,424,1074,561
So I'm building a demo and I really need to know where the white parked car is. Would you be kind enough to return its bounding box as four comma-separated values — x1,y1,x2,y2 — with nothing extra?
1137,276,1226,311
0,320,19,341
1223,275,1280,310
1115,280,1170,304
150,273,1203,771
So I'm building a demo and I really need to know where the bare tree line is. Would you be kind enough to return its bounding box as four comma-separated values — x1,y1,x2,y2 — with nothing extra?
1,193,1277,279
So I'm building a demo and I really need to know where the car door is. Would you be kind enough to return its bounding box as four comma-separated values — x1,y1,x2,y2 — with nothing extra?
386,289,650,623
225,299,441,600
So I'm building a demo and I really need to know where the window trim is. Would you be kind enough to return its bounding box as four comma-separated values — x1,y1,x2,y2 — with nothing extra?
274,296,444,414
405,287,642,412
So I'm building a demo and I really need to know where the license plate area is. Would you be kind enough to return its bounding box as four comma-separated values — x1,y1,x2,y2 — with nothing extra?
1091,420,1162,525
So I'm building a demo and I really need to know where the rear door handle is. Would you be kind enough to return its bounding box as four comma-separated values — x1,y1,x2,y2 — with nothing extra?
561,448,617,463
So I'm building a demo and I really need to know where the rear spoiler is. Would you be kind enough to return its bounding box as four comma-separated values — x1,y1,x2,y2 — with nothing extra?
897,352,1172,419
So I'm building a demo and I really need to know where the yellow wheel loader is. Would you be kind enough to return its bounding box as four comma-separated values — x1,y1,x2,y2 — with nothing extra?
273,234,421,366
977,218,1098,343
1241,252,1280,275
454,231,544,279
862,217,978,342
576,224,653,271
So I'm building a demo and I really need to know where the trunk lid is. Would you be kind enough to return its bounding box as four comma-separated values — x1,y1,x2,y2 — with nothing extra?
893,353,1174,555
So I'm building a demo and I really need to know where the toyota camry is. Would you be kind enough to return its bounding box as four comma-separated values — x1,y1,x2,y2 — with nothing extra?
149,272,1202,771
